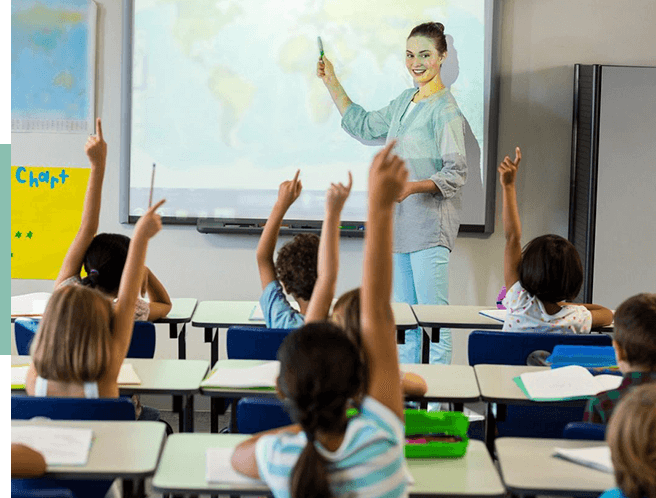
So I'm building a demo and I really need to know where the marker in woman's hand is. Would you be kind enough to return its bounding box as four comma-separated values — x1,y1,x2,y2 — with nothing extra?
317,36,324,60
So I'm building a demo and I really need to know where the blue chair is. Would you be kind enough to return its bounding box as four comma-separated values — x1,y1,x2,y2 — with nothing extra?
468,330,612,439
226,326,294,433
226,326,291,360
14,318,39,356
14,318,156,358
563,422,606,440
11,396,135,498
468,330,612,366
11,486,75,498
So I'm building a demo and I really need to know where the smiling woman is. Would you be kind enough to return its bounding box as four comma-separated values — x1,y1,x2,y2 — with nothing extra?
317,22,468,367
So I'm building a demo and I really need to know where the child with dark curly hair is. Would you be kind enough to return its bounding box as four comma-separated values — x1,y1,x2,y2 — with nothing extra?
257,169,351,329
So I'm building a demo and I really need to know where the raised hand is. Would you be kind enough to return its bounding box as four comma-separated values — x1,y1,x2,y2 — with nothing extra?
317,56,336,82
498,146,521,187
276,169,303,209
135,199,165,239
85,117,107,166
369,141,408,208
326,171,353,213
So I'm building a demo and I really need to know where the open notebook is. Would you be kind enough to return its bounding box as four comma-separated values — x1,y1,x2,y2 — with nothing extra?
201,361,280,389
11,362,141,388
12,426,94,466
514,365,622,401
206,447,265,484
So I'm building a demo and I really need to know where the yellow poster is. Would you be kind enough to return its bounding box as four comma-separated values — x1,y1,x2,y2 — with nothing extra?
11,166,90,280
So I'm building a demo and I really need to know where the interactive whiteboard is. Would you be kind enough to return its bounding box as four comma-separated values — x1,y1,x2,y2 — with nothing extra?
121,0,499,232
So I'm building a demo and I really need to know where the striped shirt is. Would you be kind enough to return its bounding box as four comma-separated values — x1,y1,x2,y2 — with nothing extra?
255,396,408,498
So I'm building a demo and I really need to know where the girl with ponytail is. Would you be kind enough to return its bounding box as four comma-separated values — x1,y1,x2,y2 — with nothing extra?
54,118,171,322
232,141,410,498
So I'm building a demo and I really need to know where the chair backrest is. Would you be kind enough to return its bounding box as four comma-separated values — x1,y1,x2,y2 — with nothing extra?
11,396,135,421
14,319,156,359
11,483,75,498
226,326,292,360
562,422,607,440
236,397,293,434
126,321,156,358
468,330,613,366
14,318,39,356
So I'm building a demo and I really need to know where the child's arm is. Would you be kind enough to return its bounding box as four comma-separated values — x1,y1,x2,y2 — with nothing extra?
401,372,428,397
143,268,172,321
305,172,352,322
361,141,407,420
256,170,302,290
54,118,107,288
499,147,522,291
108,200,165,379
557,301,614,328
231,424,302,478
11,443,46,478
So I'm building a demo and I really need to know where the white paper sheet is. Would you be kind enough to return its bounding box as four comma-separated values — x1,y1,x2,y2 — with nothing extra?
11,365,29,386
201,361,280,388
553,446,613,473
519,365,622,400
206,447,265,484
478,309,506,322
12,426,93,466
118,363,142,385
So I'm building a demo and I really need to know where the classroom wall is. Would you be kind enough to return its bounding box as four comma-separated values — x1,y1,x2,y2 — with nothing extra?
11,1,656,373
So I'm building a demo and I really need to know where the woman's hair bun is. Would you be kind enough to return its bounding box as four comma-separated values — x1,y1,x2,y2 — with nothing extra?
433,22,445,33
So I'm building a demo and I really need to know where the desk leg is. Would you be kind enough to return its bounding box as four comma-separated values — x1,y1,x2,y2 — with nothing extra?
210,398,227,433
172,395,183,433
211,328,219,367
183,394,194,433
178,324,186,360
421,326,441,364
453,403,464,412
485,403,497,457
396,328,405,344
230,398,239,433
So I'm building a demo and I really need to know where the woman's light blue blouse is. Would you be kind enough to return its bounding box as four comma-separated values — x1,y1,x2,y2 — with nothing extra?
342,87,467,253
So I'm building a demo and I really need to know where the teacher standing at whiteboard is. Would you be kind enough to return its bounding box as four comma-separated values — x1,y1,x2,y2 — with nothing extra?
317,22,467,366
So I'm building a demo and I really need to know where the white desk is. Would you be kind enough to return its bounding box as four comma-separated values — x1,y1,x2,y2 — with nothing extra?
412,305,502,364
495,438,615,498
11,357,208,432
474,364,590,453
193,300,418,364
12,420,165,480
153,434,505,497
200,360,482,432
154,297,198,360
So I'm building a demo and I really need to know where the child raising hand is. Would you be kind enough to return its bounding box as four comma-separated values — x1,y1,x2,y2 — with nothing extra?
499,147,612,333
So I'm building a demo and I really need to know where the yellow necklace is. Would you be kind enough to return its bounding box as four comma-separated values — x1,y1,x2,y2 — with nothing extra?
413,78,445,102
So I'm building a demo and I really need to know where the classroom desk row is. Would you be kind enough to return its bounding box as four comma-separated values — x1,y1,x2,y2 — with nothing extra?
11,294,543,365
11,418,615,498
12,356,594,453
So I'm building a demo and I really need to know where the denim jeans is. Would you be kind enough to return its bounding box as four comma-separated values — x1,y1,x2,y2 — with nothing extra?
394,245,452,365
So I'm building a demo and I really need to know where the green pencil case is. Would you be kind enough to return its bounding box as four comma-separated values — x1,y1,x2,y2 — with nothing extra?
404,409,469,458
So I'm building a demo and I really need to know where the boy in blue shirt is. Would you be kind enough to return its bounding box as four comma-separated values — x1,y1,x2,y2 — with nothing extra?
256,170,318,328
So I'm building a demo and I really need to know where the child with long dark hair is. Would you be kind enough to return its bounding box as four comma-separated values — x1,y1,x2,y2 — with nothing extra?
231,141,409,498
54,118,171,322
